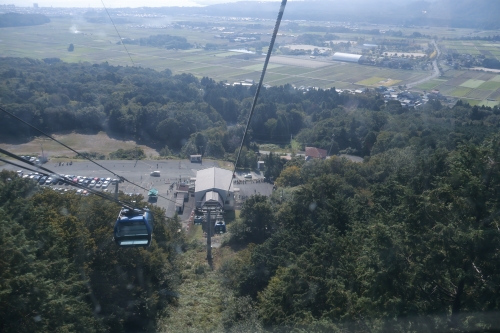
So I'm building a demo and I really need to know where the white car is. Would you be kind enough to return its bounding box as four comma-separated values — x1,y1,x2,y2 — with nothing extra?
96,181,102,188
76,189,83,194
89,180,96,187
102,181,109,188
105,177,111,182
244,174,252,179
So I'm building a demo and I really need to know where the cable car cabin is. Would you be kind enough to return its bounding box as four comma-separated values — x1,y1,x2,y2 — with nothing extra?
114,207,154,247
214,220,226,234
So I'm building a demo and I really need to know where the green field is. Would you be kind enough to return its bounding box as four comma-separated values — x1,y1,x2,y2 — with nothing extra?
356,76,386,86
0,17,499,106
416,79,445,90
478,80,500,90
450,87,472,97
460,79,486,88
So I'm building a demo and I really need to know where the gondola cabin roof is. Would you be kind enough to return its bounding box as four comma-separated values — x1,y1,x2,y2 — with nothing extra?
117,208,149,222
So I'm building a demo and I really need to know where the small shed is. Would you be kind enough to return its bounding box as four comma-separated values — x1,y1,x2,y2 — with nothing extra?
190,155,202,163
175,197,184,213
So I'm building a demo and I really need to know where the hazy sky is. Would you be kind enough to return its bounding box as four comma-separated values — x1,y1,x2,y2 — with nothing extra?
2,0,281,8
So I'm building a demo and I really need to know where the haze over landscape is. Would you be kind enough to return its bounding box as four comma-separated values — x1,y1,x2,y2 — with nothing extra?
2,0,500,332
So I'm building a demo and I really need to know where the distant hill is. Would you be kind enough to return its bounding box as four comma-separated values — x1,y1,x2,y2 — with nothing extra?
144,0,500,29
0,13,50,28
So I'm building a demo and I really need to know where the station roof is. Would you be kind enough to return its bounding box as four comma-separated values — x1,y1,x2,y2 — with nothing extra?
201,190,224,208
195,167,232,193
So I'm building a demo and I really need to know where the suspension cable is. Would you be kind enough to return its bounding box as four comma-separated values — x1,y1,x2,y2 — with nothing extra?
0,153,139,210
0,105,182,205
101,0,135,67
229,0,287,192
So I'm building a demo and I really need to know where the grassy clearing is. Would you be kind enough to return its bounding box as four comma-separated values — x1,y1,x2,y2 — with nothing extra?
0,132,158,159
479,100,500,107
156,246,224,333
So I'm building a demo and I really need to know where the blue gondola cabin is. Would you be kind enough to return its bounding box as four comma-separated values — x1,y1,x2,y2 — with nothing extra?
114,207,154,247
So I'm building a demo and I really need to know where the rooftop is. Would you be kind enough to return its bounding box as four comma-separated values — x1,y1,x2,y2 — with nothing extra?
305,146,328,159
195,167,233,193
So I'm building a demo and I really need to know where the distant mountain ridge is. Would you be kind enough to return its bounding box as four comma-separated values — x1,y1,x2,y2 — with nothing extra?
144,0,500,29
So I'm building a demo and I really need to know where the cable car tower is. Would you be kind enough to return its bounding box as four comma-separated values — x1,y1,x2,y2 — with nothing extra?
200,193,224,266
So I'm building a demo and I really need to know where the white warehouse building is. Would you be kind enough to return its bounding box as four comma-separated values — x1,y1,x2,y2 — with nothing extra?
332,52,364,63
195,167,235,211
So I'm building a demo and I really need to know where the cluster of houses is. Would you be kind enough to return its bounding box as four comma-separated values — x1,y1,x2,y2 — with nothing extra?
377,86,448,108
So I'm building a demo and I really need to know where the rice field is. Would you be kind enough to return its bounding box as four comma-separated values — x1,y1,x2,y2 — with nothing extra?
0,17,498,106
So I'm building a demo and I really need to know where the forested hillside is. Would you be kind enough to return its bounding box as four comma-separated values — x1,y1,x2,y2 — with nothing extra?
1,57,499,166
0,171,183,332
223,134,500,332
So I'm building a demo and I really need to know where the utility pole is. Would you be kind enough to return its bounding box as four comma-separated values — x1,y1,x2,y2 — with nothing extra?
328,134,336,157
40,140,44,162
206,209,212,262
201,202,222,268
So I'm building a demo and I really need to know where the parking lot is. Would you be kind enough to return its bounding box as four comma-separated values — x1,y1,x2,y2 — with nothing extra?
2,159,274,221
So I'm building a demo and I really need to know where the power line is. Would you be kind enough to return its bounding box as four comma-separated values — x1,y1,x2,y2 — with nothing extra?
0,151,139,211
230,0,287,189
0,105,124,180
0,104,181,207
101,0,135,67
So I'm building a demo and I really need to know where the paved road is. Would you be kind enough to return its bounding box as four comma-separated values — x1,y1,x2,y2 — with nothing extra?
407,40,441,88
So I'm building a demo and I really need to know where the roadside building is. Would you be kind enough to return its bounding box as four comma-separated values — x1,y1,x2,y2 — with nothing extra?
305,147,328,161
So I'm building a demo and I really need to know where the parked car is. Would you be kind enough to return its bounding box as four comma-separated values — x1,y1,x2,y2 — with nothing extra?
96,181,102,188
89,180,96,187
244,173,252,179
102,181,109,188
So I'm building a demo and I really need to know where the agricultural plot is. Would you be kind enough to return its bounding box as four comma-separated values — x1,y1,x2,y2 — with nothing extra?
478,81,500,90
460,79,486,89
489,90,500,101
466,89,494,100
416,79,445,90
1,17,497,105
269,56,331,68
450,87,472,97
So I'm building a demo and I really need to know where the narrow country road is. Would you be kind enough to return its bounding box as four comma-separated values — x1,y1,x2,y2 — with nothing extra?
407,40,441,88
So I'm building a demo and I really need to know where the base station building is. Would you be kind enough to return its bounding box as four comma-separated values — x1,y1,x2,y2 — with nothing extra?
194,167,235,211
